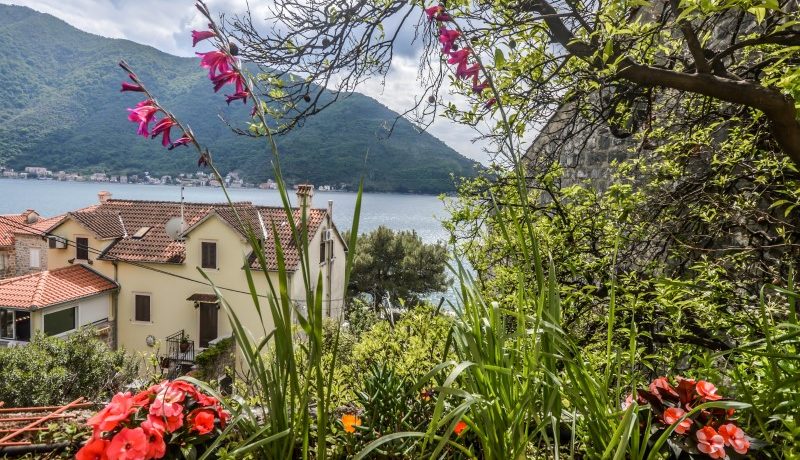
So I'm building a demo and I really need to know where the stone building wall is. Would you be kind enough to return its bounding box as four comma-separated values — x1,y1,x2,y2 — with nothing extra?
0,248,15,279
12,234,48,276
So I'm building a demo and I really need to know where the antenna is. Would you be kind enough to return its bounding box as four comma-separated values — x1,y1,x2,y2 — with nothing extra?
180,185,185,223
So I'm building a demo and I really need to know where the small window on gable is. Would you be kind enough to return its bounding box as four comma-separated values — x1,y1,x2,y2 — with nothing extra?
29,248,41,268
76,237,89,260
201,242,217,269
135,294,151,322
319,232,327,264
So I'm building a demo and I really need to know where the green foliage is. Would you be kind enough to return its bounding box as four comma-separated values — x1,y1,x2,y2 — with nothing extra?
194,336,235,382
0,328,138,407
0,4,477,194
347,226,451,309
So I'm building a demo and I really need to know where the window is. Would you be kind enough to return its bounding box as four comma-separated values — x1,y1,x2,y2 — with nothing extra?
319,237,327,264
43,306,76,336
201,242,217,269
135,294,151,322
76,237,89,260
29,248,41,268
0,254,6,270
0,309,13,339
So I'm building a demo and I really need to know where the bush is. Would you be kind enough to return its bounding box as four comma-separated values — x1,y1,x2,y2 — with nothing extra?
0,328,138,407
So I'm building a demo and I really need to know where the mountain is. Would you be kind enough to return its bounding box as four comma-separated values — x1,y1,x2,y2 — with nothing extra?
0,5,478,193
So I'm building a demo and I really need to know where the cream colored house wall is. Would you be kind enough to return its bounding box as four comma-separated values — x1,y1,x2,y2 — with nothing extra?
47,219,115,279
45,212,347,362
28,293,112,337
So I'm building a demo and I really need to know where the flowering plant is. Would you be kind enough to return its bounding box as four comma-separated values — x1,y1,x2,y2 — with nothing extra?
76,380,230,460
629,376,756,459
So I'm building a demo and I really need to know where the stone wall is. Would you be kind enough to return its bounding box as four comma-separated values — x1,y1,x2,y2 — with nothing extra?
12,234,48,276
0,248,15,279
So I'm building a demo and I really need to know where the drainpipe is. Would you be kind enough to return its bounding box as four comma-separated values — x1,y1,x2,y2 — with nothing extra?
112,261,119,350
326,200,333,318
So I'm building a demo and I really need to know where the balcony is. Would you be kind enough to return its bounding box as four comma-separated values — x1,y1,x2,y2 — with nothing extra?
160,330,195,379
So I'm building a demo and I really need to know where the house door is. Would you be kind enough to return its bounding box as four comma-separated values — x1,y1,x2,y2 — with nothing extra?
199,302,218,348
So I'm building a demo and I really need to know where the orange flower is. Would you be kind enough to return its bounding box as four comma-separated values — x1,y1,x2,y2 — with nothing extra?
189,408,216,435
454,420,468,436
696,381,722,401
719,423,750,455
106,427,148,460
342,414,362,433
75,436,109,460
662,407,692,435
87,392,135,433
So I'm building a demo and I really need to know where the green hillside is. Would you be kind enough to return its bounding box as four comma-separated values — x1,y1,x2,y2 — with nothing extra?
0,5,478,193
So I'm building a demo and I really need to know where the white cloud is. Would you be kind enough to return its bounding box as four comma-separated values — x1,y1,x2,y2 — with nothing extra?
3,0,491,163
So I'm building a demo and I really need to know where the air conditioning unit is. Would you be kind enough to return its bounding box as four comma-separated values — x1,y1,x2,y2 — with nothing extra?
48,236,67,249
324,229,334,241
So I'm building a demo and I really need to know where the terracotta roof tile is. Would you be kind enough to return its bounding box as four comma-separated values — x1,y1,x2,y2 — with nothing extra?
60,200,327,271
0,265,118,310
0,213,66,247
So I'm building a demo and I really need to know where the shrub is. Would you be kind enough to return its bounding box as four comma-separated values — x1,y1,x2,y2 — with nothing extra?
0,328,138,407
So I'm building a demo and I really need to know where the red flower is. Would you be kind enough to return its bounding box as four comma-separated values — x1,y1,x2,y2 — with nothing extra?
106,428,149,460
150,118,177,147
76,436,109,460
189,408,216,435
696,380,722,401
454,420,467,436
141,419,167,459
719,423,749,455
662,407,692,435
192,30,216,47
650,377,679,402
438,28,460,54
696,426,726,459
87,392,135,433
485,97,497,108
196,50,233,78
447,48,470,69
126,100,159,137
146,412,184,434
132,389,152,407
472,79,489,94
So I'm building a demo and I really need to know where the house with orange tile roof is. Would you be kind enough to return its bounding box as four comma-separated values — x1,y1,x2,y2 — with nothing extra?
0,210,65,279
35,186,346,366
0,265,118,346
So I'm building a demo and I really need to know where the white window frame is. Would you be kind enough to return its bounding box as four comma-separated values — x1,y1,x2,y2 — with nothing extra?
29,247,41,268
41,303,79,337
132,292,153,324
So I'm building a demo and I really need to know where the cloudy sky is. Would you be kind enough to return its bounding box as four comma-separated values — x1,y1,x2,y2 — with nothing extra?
2,0,490,163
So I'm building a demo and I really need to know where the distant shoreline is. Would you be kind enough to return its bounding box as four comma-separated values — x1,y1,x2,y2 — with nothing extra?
0,176,452,197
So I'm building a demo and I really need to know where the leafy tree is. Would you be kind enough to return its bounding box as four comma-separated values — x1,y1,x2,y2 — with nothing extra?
347,226,450,310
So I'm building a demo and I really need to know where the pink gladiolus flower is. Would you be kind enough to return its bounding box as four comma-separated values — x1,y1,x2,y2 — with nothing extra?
192,30,216,47
438,28,460,53
696,426,726,459
424,5,450,21
447,48,470,66
169,134,192,150
127,100,159,137
472,79,490,94
696,381,722,401
719,423,749,455
225,91,250,105
120,82,144,92
662,407,692,435
458,63,480,81
196,51,233,78
211,70,245,93
150,117,176,147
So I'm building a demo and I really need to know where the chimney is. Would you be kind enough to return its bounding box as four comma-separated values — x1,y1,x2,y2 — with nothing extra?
296,184,314,213
98,191,112,204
